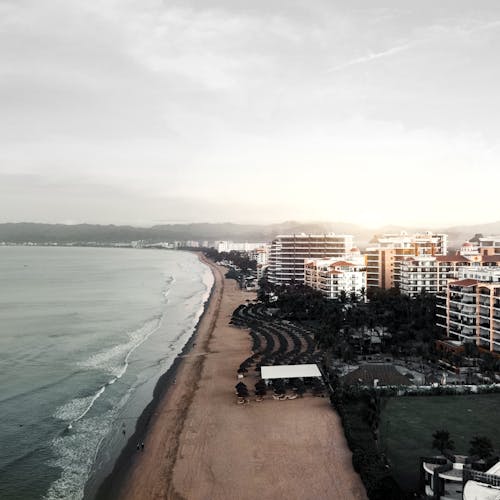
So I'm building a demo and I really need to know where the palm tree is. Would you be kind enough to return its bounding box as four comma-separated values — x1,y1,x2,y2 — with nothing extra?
432,430,455,454
255,380,267,397
364,390,382,446
469,436,494,459
294,379,306,397
235,382,249,398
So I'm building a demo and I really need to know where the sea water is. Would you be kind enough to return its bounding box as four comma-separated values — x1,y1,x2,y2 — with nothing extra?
0,246,213,500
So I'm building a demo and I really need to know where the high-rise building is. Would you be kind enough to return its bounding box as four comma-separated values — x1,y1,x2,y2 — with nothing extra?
268,233,354,284
436,267,500,353
366,231,448,290
249,246,270,280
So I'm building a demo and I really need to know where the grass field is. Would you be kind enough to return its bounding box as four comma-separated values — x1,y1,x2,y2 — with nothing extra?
379,394,500,492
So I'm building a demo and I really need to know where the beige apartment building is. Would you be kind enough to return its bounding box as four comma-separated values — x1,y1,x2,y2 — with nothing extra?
366,231,448,290
436,267,500,354
478,235,500,255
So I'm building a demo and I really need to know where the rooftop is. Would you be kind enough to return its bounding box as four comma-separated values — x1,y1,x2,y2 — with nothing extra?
341,364,412,386
261,364,322,380
436,254,470,263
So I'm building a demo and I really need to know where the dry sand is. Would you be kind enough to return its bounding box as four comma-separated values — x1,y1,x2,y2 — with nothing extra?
119,256,366,500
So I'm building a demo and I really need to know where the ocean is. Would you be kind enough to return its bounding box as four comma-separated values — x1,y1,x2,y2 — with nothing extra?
0,246,213,500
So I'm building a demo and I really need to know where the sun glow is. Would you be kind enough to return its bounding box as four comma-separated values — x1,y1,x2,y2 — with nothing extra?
355,213,387,229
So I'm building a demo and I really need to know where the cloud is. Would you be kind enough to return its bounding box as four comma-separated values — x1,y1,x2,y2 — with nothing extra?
1,0,500,226
468,19,500,33
327,42,414,72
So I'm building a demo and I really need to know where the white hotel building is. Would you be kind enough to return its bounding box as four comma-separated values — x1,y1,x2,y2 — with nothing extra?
304,250,367,300
249,246,270,280
400,242,500,298
268,234,354,284
214,241,267,253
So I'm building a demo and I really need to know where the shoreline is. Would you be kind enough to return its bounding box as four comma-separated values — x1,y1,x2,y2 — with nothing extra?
97,252,365,500
90,252,219,500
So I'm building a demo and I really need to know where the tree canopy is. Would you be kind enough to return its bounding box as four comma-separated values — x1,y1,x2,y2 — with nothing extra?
432,430,455,454
469,436,494,459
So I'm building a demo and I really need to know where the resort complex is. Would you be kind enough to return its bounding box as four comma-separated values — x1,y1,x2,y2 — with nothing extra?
210,232,500,355
201,230,500,499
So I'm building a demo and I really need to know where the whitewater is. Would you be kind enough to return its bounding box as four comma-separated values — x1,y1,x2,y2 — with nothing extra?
0,246,213,500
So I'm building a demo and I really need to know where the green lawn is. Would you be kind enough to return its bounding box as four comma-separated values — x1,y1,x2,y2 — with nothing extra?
379,394,500,492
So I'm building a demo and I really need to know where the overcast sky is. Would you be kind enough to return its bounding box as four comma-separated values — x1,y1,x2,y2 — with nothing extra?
1,0,500,227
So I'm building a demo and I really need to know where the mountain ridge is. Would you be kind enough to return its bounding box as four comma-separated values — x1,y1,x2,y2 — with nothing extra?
0,220,499,249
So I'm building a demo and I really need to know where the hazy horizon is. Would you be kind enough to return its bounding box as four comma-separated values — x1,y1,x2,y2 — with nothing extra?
2,217,500,232
2,0,500,227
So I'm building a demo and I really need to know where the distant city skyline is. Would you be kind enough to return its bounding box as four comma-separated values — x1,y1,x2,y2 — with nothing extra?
2,0,500,227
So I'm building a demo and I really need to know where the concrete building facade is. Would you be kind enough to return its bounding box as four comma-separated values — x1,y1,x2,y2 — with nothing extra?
400,243,500,297
478,235,500,255
249,246,270,280
215,241,267,253
304,250,366,300
436,267,500,353
268,233,354,284
366,231,448,290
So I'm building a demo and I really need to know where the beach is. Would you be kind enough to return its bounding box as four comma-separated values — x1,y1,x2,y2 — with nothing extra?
112,255,366,500
0,246,214,500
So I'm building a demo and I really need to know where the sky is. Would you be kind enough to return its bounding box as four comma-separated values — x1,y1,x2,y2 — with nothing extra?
1,0,500,228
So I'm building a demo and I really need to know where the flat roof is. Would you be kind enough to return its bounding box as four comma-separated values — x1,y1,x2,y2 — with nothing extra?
487,460,500,476
261,364,322,379
464,481,500,500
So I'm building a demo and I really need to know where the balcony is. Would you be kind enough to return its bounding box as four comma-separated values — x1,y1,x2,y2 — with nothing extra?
449,298,475,306
449,329,476,340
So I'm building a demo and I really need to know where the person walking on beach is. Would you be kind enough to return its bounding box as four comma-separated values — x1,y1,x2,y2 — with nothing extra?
136,443,140,451
141,442,145,451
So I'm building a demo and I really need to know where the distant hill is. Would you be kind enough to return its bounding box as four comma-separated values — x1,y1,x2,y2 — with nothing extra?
0,221,369,245
442,221,500,250
0,221,498,249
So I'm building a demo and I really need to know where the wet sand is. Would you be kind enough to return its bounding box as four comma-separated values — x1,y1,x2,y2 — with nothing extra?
116,256,366,500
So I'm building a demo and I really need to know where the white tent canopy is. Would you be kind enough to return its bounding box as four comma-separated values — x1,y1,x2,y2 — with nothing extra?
261,364,322,380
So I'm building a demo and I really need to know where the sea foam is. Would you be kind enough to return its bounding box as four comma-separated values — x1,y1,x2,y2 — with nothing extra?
77,316,163,378
42,254,213,500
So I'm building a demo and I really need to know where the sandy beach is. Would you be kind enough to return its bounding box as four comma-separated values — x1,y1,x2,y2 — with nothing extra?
116,255,366,500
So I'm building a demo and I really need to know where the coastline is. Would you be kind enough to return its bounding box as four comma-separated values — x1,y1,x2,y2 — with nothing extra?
90,252,219,500
96,251,365,500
